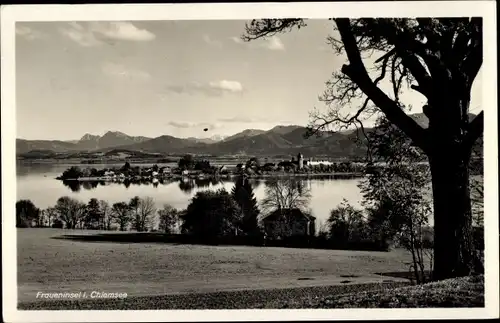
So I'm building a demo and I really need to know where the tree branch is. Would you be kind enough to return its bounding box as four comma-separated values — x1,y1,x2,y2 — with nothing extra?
464,111,483,150
335,18,429,151
242,19,306,41
462,18,483,86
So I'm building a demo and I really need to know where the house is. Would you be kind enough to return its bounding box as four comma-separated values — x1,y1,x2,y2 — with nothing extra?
104,170,115,177
160,166,172,174
262,208,316,240
307,159,333,167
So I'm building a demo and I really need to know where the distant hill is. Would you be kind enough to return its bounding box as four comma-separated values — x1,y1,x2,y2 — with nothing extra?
16,139,80,154
222,129,266,142
185,134,226,145
266,125,303,135
16,113,482,158
91,131,151,150
117,135,206,154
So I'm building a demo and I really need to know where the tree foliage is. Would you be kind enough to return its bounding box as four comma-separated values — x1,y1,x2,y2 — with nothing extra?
360,116,434,283
178,154,195,170
135,197,157,232
55,196,87,229
99,200,112,230
181,189,242,242
327,199,367,245
158,204,180,234
261,178,311,213
111,202,132,231
231,176,261,237
86,198,103,230
61,166,83,180
16,199,40,228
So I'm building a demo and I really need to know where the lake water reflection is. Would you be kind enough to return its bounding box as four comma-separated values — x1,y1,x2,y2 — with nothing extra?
16,162,364,228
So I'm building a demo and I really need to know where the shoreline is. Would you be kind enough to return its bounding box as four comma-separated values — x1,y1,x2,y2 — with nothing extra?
57,172,364,182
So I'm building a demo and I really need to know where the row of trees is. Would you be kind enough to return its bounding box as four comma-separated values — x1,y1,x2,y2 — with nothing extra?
16,175,263,238
178,155,215,173
59,163,169,180
17,196,166,232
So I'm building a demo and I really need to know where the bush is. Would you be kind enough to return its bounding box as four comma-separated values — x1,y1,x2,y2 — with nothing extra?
51,219,64,228
16,199,40,228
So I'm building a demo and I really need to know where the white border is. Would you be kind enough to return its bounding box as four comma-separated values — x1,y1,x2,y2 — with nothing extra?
1,2,498,322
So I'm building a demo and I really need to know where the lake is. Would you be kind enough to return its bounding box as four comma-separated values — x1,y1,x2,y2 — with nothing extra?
16,162,365,229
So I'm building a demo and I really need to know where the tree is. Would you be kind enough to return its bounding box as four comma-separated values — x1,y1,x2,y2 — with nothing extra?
85,198,102,230
231,176,261,237
243,18,483,280
99,200,112,230
181,189,242,242
178,154,195,170
16,199,40,228
246,157,261,170
55,196,87,229
261,177,311,213
129,196,141,231
111,202,131,231
44,207,58,228
135,197,157,232
360,116,434,283
61,166,83,180
158,204,179,234
327,199,366,246
121,162,131,172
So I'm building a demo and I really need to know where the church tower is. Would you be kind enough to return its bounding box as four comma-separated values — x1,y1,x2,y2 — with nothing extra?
297,153,304,169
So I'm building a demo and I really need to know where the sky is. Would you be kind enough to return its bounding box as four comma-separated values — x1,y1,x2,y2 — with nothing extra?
16,20,483,141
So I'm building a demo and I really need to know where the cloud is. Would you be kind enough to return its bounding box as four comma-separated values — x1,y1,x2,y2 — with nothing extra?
218,116,294,124
208,80,243,92
167,121,222,130
101,62,150,81
60,21,155,47
230,36,244,44
16,25,47,41
218,116,263,123
165,80,244,96
167,121,196,129
231,35,285,51
265,37,285,50
202,34,222,47
60,22,101,47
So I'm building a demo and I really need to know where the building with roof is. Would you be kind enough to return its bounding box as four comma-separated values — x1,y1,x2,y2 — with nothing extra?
262,208,316,240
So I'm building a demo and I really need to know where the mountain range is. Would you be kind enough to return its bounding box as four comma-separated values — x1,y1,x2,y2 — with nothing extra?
16,113,481,158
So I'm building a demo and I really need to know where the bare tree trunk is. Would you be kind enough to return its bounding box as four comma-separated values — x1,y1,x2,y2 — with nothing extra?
429,146,474,280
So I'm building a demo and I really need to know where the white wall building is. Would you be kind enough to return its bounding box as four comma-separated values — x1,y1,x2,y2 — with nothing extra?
307,160,333,166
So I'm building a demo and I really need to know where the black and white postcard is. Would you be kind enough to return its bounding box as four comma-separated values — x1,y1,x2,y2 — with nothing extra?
1,1,498,322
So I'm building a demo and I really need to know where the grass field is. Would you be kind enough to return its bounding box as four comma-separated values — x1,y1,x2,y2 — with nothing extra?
18,228,421,307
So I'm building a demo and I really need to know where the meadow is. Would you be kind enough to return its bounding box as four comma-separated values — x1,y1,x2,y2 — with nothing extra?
17,228,419,307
